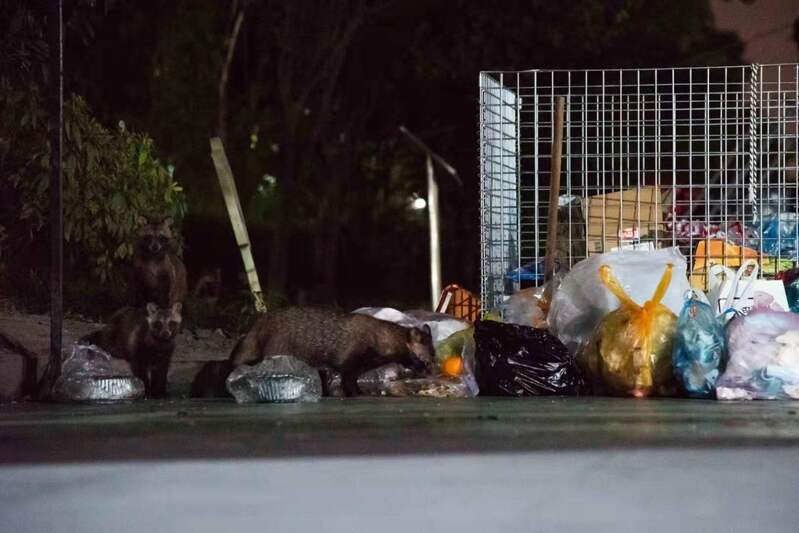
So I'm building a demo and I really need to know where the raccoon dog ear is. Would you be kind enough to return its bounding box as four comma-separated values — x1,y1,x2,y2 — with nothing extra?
146,302,158,316
422,324,432,338
137,215,149,226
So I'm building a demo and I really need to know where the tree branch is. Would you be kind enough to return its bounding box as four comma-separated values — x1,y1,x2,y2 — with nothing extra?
217,3,246,142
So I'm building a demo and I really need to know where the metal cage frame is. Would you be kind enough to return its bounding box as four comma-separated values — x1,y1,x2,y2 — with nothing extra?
479,64,799,314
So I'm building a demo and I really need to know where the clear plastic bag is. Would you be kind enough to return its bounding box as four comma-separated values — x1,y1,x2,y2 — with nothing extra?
225,355,322,403
357,363,415,395
579,264,677,397
53,343,145,402
548,247,694,354
672,293,728,398
352,307,469,344
716,295,799,400
502,287,547,328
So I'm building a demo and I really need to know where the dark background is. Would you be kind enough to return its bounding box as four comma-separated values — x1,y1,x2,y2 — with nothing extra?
6,0,792,325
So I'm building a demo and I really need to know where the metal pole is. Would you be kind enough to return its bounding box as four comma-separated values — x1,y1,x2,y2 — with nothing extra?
47,0,64,391
427,154,441,310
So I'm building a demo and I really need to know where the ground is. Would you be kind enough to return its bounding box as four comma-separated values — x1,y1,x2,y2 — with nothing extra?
0,308,235,399
1,397,798,532
1,309,798,531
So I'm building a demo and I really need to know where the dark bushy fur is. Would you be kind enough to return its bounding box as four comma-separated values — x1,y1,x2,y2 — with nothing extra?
190,359,233,398
227,306,436,396
132,217,187,308
82,302,182,398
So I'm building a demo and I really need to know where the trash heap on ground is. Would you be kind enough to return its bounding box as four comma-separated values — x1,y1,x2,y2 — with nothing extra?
57,239,799,403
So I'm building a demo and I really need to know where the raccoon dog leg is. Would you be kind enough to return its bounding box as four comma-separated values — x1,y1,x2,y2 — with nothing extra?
228,332,263,366
149,359,170,398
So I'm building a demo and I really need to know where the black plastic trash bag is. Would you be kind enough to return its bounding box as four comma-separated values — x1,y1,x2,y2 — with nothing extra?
474,319,584,396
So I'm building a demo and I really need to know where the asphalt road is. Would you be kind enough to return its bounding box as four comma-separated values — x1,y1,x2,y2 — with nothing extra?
1,397,798,532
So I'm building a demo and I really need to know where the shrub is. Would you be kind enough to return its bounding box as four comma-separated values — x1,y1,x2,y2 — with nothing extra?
1,92,187,283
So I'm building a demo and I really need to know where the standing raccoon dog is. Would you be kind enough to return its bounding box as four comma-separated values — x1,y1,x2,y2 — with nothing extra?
132,216,187,308
229,307,436,396
82,303,182,398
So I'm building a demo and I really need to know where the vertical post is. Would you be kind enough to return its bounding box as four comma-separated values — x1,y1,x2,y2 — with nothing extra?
209,137,266,312
544,96,565,280
427,154,441,310
47,0,64,389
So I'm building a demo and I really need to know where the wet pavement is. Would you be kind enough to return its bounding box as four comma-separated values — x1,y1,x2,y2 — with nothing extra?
2,398,798,532
1,397,799,462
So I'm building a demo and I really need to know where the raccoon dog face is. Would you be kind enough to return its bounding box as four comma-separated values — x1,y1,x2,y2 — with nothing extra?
137,216,175,259
146,302,182,342
406,324,436,373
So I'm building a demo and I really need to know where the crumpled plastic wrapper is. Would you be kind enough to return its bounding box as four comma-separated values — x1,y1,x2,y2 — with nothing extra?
225,355,322,403
380,377,475,398
579,264,677,397
318,367,345,397
502,287,548,328
672,294,728,398
358,361,478,398
474,319,583,396
352,307,469,344
357,363,415,395
52,343,145,402
716,295,799,400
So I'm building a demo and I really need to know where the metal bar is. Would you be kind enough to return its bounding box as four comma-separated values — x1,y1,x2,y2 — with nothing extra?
45,0,64,396
515,73,522,286
566,72,572,267
533,72,540,280
398,126,462,186
426,154,441,309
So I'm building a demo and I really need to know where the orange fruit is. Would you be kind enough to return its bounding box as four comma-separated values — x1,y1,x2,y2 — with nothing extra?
442,356,463,377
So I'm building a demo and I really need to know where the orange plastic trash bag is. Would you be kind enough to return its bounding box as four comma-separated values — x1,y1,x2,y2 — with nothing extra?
579,264,678,397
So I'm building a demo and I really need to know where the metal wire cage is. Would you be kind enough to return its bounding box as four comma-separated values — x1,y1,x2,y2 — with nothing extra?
479,64,799,314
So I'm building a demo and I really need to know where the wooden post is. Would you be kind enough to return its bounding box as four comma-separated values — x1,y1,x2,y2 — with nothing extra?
209,137,266,313
427,154,441,310
544,96,566,281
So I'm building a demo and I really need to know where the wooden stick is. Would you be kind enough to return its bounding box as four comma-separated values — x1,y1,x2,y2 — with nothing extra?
544,97,566,281
209,137,266,313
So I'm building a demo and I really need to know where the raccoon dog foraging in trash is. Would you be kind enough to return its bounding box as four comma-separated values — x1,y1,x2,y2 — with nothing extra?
228,306,436,396
82,302,182,398
132,216,187,308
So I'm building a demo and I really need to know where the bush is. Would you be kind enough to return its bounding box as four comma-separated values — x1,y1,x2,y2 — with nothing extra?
1,92,187,283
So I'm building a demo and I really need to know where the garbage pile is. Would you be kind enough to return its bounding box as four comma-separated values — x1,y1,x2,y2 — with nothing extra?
55,244,799,404
540,247,799,400
207,238,799,402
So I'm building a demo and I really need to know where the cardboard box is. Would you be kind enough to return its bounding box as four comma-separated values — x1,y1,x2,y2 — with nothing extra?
690,239,794,290
583,187,663,255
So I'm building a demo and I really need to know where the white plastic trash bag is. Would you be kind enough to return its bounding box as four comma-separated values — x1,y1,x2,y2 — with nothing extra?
548,247,700,354
352,307,469,344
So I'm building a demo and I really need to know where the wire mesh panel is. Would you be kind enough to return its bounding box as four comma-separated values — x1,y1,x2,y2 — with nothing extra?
479,64,799,314
479,72,520,313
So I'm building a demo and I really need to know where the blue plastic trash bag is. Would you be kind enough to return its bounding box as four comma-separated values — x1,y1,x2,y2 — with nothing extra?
754,210,798,261
672,292,727,398
505,259,546,283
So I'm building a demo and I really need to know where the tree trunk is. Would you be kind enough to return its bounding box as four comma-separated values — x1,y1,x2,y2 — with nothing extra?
217,3,246,143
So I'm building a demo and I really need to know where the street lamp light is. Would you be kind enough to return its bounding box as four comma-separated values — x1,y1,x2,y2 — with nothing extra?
399,126,462,310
